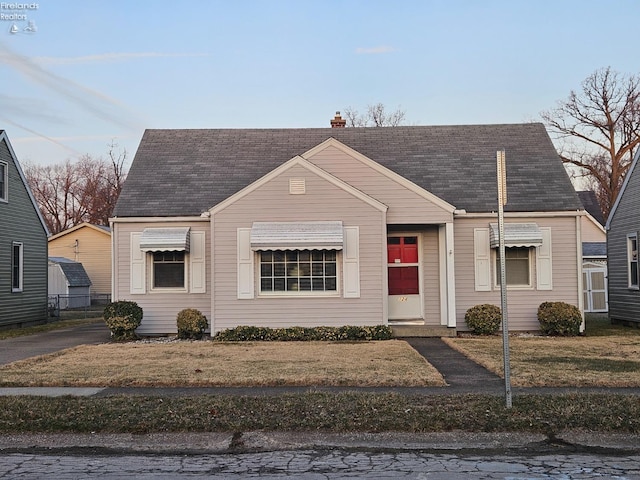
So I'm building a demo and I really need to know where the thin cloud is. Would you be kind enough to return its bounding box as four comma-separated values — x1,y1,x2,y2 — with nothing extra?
34,52,208,65
0,94,69,124
355,46,396,54
0,117,84,155
0,40,145,132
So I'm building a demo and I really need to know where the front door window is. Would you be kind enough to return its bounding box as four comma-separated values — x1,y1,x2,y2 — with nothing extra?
388,236,419,295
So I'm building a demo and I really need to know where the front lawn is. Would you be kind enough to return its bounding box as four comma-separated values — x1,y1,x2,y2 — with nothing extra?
444,314,640,387
0,340,445,387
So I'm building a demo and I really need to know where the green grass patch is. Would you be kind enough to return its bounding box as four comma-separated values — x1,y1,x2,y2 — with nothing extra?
585,313,640,337
0,393,638,434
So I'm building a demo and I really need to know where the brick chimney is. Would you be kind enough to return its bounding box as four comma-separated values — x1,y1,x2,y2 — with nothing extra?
330,111,346,128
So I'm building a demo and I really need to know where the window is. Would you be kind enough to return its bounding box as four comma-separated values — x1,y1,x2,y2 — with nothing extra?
0,161,7,202
259,250,337,294
629,235,639,288
496,247,531,286
152,251,185,289
11,242,23,292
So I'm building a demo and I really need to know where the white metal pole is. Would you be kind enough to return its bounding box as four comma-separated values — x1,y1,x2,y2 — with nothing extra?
497,149,512,408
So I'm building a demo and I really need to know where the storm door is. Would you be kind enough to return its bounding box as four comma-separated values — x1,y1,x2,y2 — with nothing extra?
387,235,423,320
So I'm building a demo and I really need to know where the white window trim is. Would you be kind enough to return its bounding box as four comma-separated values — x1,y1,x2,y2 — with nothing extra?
628,233,639,290
493,246,534,290
0,161,7,203
257,250,341,298
131,230,206,295
11,242,23,292
149,251,189,293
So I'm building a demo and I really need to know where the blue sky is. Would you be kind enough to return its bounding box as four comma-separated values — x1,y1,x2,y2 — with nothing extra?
1,0,639,167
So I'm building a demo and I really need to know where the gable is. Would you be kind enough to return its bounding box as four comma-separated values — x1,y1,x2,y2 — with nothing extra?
48,222,111,242
303,139,454,224
114,124,582,218
0,132,48,235
210,155,387,216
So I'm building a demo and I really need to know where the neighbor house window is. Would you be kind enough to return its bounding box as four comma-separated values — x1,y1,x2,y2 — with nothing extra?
11,242,23,292
496,247,531,286
152,251,185,288
629,234,639,288
0,161,7,202
259,250,337,294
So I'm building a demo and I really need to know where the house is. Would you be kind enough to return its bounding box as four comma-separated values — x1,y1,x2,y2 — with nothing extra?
606,149,640,325
48,222,112,303
0,130,49,329
48,257,92,310
111,120,585,335
577,191,608,313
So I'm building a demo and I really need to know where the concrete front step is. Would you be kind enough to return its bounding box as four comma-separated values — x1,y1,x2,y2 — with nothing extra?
390,325,457,338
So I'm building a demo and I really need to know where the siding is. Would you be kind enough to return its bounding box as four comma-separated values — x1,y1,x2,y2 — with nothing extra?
112,221,211,334
211,163,386,332
454,216,580,330
306,145,453,224
607,157,640,323
0,138,48,328
581,215,605,243
48,225,112,296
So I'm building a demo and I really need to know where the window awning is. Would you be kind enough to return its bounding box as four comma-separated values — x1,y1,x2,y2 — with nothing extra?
490,223,542,248
250,221,344,251
140,227,190,252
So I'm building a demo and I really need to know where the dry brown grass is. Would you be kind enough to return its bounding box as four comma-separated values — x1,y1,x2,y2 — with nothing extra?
443,335,640,387
0,340,445,387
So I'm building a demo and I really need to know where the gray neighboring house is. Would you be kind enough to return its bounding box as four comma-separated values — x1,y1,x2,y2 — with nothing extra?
0,130,49,329
606,149,640,325
48,257,92,310
111,121,585,335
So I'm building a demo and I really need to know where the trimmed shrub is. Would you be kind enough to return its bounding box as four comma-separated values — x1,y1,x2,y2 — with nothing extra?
212,325,393,342
103,301,143,341
537,301,582,336
176,308,208,340
465,304,502,335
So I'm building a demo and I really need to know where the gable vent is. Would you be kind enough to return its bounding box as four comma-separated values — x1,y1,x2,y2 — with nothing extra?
289,178,306,195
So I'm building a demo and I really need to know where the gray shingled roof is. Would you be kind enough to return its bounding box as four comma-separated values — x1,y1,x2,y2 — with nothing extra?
577,191,605,225
49,257,92,287
582,242,607,258
114,123,582,217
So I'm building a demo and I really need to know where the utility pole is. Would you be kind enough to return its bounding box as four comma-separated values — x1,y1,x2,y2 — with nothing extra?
497,149,512,408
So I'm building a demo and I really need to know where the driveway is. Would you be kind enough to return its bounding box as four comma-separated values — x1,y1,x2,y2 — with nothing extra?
0,322,110,365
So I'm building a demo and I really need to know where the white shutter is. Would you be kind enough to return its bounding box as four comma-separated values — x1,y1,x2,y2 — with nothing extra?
189,231,206,294
474,228,491,291
343,226,360,298
237,228,254,299
536,227,553,290
130,232,145,294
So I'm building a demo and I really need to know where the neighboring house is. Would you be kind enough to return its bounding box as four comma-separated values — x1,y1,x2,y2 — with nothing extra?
0,130,49,329
48,257,92,310
606,149,640,325
577,191,608,313
48,222,112,302
111,121,585,335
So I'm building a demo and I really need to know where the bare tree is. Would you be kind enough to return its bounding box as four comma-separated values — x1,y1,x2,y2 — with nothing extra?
24,142,128,234
343,103,406,127
541,67,640,220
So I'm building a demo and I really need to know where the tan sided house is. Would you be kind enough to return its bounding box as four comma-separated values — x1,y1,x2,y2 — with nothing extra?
111,120,585,335
48,222,112,302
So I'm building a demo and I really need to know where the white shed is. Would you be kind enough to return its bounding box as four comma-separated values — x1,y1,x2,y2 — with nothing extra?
48,257,92,310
